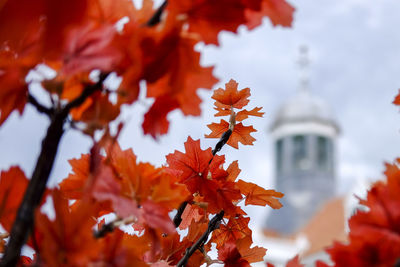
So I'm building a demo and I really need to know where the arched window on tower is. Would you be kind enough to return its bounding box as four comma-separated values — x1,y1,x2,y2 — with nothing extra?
276,139,283,173
293,135,308,170
317,136,329,171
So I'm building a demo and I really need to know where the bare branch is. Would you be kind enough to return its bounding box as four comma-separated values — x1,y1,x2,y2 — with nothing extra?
27,94,53,116
177,211,224,267
211,129,232,156
0,74,109,267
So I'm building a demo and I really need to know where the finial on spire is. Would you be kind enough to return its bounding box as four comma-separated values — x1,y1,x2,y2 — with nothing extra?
296,45,310,93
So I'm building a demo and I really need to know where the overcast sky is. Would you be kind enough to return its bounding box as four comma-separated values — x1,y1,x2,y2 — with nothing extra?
1,0,400,227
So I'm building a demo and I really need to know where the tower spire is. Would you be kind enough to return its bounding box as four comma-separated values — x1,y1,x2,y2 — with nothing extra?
296,45,310,93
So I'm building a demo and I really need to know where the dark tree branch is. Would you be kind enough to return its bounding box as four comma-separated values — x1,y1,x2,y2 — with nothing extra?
27,94,53,116
0,74,108,267
177,211,224,267
93,223,115,239
211,129,232,156
173,201,189,228
146,1,168,27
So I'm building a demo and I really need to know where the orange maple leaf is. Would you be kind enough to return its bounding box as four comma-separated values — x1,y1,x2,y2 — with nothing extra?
236,179,283,209
35,190,100,266
236,236,267,263
393,89,400,106
236,107,264,121
179,204,204,230
212,79,250,109
0,166,29,232
212,216,252,249
205,119,257,149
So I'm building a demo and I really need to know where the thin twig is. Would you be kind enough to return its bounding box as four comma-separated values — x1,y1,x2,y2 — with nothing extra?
93,216,136,239
177,211,224,267
27,94,53,116
211,129,232,156
146,1,168,26
0,74,109,267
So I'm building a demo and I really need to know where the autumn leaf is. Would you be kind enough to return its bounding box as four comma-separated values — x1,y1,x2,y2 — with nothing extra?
151,173,190,210
70,91,121,133
286,255,304,267
237,179,283,209
325,158,400,266
35,189,100,266
205,119,257,149
179,204,203,230
0,166,29,232
142,21,218,137
218,236,266,267
167,0,270,45
235,107,264,121
0,68,29,126
95,229,149,267
218,241,251,267
393,89,400,106
142,96,179,138
141,200,176,234
226,161,241,182
59,154,90,199
166,137,213,193
245,0,295,30
212,79,250,109
87,0,136,23
236,236,267,263
60,22,122,77
212,216,252,249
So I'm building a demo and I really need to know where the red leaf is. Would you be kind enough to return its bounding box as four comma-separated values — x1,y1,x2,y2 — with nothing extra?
166,137,213,193
212,216,252,249
286,255,304,267
393,89,400,106
60,22,122,77
142,96,179,138
167,0,262,45
0,68,28,125
142,200,176,234
0,166,29,231
246,0,295,30
179,204,203,230
35,190,100,266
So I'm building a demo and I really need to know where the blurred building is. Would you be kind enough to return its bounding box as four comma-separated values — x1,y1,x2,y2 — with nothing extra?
257,47,350,266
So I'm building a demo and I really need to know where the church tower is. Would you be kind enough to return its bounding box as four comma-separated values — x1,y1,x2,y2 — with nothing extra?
266,47,340,235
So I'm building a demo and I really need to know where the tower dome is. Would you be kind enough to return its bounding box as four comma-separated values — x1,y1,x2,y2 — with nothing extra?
271,89,339,132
